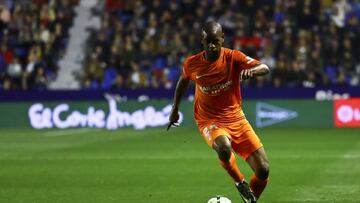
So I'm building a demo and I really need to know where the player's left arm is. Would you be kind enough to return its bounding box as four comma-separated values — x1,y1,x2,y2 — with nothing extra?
240,63,270,81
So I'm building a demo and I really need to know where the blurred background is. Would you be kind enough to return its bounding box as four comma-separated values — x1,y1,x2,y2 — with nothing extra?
0,0,359,91
0,0,360,202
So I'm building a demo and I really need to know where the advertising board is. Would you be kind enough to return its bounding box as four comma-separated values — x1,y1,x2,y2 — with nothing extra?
334,99,360,128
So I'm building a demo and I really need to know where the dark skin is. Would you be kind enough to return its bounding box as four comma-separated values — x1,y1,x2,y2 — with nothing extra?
167,21,270,185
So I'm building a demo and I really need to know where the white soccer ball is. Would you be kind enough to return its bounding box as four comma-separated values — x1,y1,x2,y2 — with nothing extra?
207,195,231,203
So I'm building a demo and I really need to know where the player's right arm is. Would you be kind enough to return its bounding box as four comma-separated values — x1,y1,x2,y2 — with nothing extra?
167,75,190,130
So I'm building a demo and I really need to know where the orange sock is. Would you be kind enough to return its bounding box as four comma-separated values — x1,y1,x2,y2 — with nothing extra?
250,174,268,199
219,152,244,183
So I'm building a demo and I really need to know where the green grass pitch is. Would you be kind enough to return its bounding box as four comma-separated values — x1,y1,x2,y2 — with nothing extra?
0,127,359,202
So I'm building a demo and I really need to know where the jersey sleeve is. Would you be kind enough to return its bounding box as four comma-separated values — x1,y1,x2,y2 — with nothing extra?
182,58,191,80
233,50,260,70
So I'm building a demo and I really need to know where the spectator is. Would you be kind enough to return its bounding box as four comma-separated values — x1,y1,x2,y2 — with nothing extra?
6,56,22,89
110,73,124,90
128,61,147,89
32,65,48,90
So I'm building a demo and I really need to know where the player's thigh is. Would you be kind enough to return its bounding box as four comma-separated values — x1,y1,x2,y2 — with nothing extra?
231,120,263,160
199,124,231,148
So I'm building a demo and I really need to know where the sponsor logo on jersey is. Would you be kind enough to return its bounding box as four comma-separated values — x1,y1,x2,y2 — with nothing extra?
198,80,233,95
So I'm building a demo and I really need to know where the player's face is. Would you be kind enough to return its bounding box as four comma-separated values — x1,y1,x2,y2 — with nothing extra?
201,31,224,60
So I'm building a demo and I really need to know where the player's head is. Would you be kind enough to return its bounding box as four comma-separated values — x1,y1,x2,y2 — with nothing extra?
201,21,224,61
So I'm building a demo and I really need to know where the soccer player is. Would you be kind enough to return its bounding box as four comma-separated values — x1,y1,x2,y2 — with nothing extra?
167,21,270,203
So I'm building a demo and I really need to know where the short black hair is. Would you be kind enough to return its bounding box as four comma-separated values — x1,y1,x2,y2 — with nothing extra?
202,21,223,36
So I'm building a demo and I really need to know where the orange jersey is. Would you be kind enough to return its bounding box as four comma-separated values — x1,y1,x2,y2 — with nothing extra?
183,47,259,125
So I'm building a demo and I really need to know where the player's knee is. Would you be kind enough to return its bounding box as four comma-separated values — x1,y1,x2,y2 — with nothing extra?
256,161,270,180
217,144,232,161
213,136,232,161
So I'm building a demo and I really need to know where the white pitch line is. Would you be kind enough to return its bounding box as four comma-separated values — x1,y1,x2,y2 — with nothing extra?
43,128,99,137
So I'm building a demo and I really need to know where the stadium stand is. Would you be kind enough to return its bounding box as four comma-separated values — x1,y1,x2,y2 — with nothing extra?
1,0,359,90
0,0,78,90
83,0,359,90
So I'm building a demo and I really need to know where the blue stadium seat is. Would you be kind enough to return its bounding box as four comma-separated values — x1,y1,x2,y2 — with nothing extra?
101,67,117,89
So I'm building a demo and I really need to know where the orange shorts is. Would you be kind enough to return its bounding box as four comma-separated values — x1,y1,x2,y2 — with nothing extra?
198,119,263,160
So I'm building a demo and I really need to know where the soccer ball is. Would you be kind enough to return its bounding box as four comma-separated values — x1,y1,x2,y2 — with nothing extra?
207,195,231,203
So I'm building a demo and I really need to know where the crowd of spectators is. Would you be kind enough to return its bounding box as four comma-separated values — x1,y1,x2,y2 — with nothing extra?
1,0,359,91
83,0,360,90
0,0,78,90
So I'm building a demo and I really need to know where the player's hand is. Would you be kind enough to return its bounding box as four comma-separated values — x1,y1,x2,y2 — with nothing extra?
240,69,253,81
167,106,180,131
